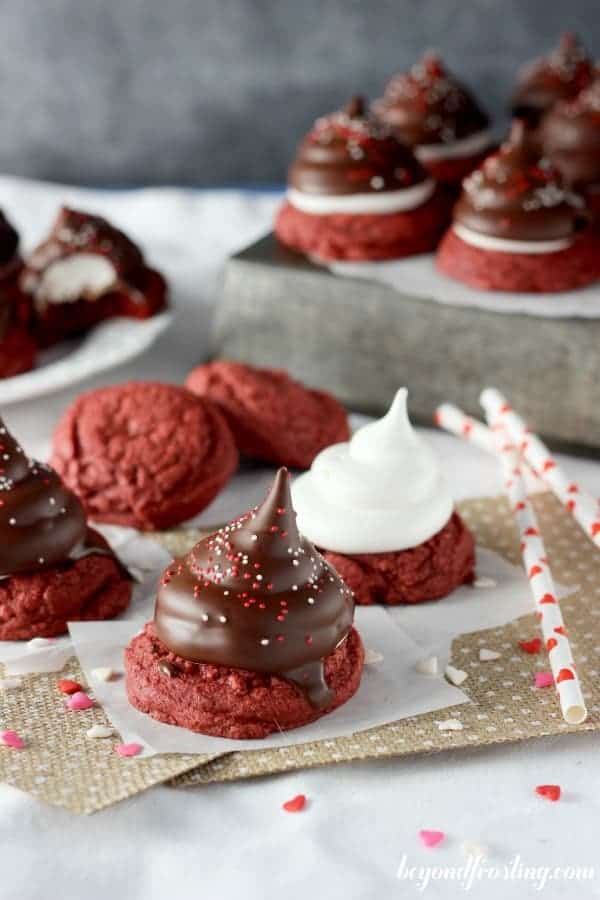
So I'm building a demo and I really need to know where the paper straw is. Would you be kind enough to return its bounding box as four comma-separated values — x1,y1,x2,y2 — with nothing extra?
481,388,600,552
481,398,587,726
434,402,539,487
434,403,495,454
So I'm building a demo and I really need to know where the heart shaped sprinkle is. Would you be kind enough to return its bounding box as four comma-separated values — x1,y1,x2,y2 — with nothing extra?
514,502,526,511
445,665,468,686
86,725,115,739
473,576,497,589
554,626,567,636
539,594,556,604
567,483,579,493
556,668,575,683
419,830,445,849
536,784,561,802
479,648,501,662
0,730,25,750
591,523,600,538
282,794,306,812
546,638,558,651
114,743,143,757
542,460,556,472
91,667,117,682
524,527,539,537
26,637,54,651
528,565,543,579
519,638,541,654
364,649,384,665
66,691,94,711
415,656,438,676
57,679,83,695
534,672,554,689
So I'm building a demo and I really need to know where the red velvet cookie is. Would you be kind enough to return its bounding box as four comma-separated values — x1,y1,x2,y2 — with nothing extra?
50,382,239,530
0,528,132,640
185,361,349,469
125,622,364,739
275,190,452,261
324,512,475,606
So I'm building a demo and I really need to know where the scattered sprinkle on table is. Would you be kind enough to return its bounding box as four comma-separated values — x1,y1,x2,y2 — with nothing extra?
65,691,94,711
282,794,306,813
415,656,438,676
57,679,83,695
474,576,497,589
419,830,445,849
536,784,561,802
26,637,54,651
86,725,115,739
91,667,117,682
364,649,384,665
518,638,542,655
479,648,501,662
437,718,464,732
445,665,468,686
1,730,25,750
534,672,554,689
114,743,143,757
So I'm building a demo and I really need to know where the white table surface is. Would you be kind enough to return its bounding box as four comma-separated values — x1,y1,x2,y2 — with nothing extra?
1,182,600,900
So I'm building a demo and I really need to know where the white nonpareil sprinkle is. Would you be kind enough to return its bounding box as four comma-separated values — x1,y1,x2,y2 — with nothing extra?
415,656,438,676
479,648,501,662
445,665,468,686
474,576,497,589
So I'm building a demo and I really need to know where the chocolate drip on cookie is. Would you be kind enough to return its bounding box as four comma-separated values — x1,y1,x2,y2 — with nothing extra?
0,418,126,578
154,468,355,708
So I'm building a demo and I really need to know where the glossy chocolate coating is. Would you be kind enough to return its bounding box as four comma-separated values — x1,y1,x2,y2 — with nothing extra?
155,468,355,708
511,34,593,126
0,211,19,269
454,120,587,241
289,96,427,196
541,77,600,188
373,53,489,147
21,206,144,298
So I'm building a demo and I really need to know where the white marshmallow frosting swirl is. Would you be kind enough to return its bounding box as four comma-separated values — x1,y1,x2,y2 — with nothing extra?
292,388,454,554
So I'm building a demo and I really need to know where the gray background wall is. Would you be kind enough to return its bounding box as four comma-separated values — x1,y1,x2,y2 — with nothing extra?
0,0,598,185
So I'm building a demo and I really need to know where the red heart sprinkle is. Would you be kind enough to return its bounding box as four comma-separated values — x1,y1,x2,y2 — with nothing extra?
519,638,541,654
528,566,543,579
515,502,526,512
524,527,539,536
536,784,561,802
546,638,558,651
539,594,556,604
554,626,567,636
57,679,82,695
567,484,579,493
591,523,600,538
556,668,575,683
282,794,306,813
542,460,556,472
567,500,576,512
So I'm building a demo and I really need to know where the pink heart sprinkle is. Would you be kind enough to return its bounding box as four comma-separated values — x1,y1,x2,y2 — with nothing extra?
1,730,25,750
419,830,445,849
534,672,554,689
114,743,143,758
66,691,95,711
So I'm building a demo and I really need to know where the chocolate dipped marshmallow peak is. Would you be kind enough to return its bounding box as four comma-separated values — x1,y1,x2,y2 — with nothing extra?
452,119,587,252
21,206,144,310
511,33,593,126
373,53,491,163
154,467,355,707
540,76,600,191
286,96,435,215
0,418,87,577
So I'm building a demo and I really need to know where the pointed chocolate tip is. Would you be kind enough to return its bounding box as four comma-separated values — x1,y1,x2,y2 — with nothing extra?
248,467,300,544
345,96,365,119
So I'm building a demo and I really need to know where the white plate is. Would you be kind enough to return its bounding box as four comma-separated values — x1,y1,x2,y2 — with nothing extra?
0,312,172,405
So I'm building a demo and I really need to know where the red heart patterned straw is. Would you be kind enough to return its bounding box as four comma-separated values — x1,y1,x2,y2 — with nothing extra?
480,392,587,726
481,388,600,552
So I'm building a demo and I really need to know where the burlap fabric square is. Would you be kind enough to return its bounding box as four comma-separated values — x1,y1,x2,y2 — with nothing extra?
1,493,598,812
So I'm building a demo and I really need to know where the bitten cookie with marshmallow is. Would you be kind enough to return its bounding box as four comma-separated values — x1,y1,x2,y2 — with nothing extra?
50,382,239,530
125,468,364,738
20,207,167,345
275,96,453,261
0,419,132,640
292,389,475,605
373,53,492,189
185,360,349,469
0,210,36,378
436,120,600,293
